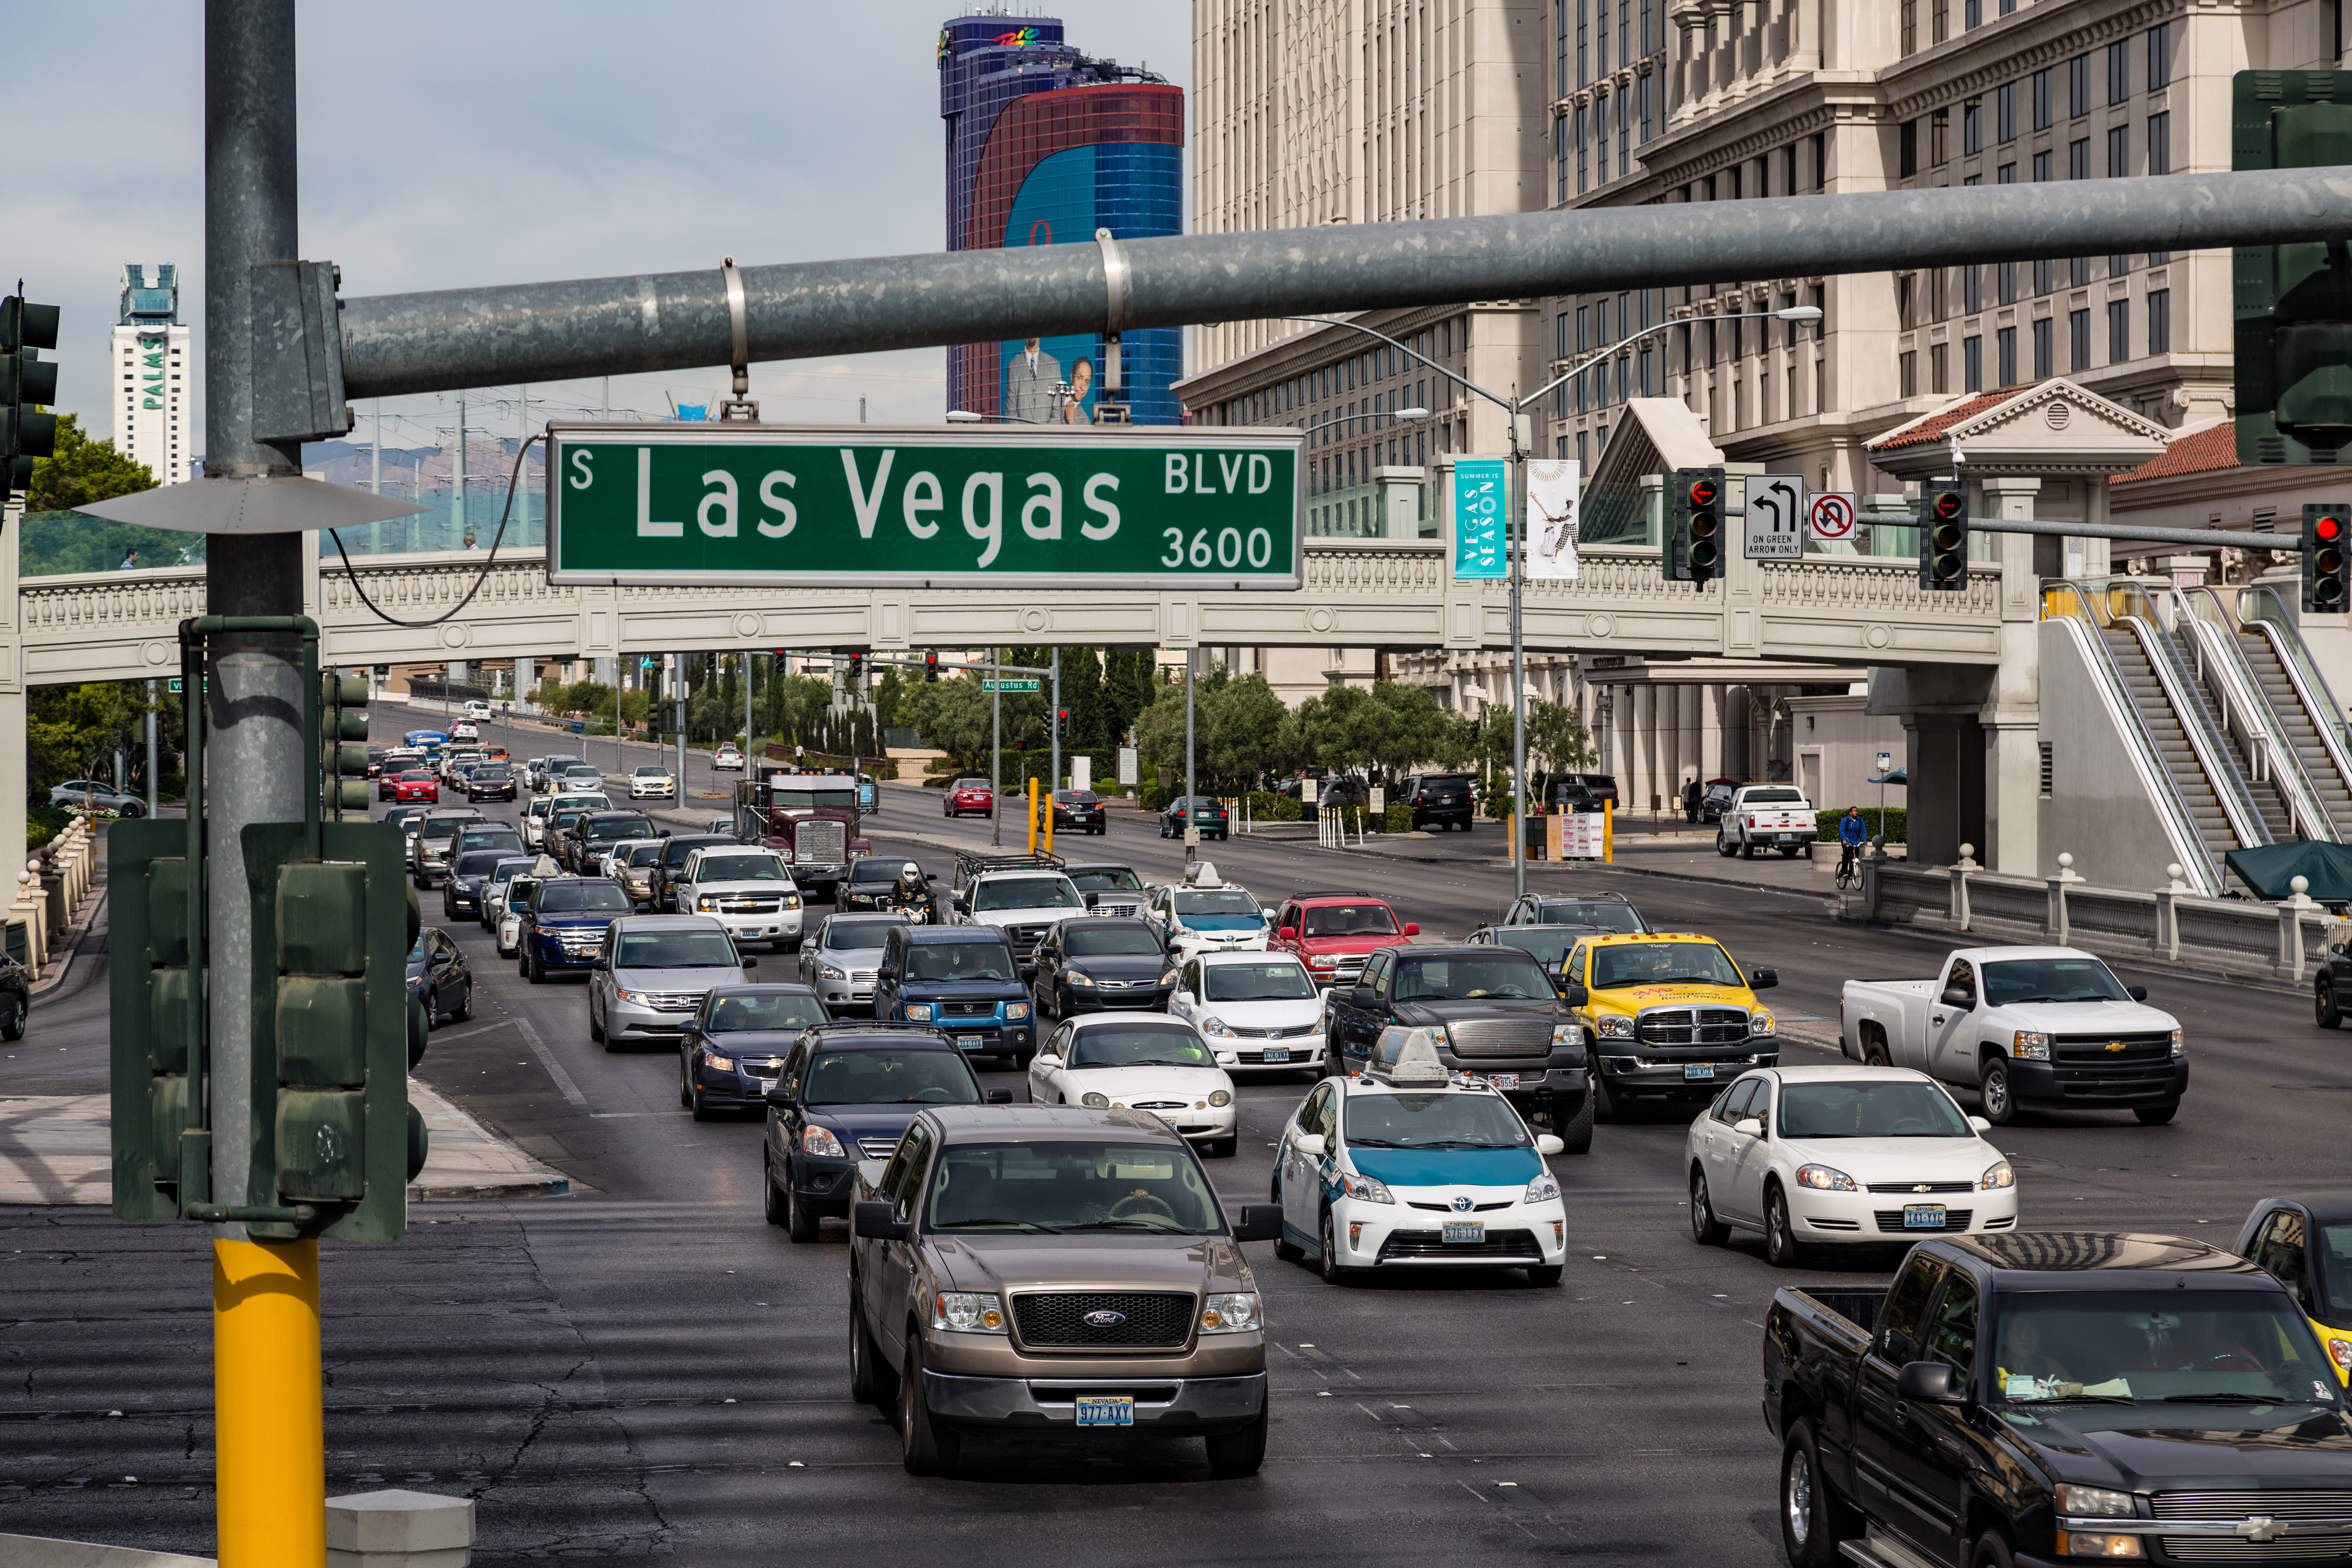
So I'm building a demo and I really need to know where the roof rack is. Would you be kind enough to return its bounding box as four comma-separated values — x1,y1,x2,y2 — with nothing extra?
951,850,1064,875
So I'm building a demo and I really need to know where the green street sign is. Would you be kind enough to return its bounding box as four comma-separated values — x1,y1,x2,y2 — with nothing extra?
980,678,1040,693
544,423,1303,590
165,677,210,695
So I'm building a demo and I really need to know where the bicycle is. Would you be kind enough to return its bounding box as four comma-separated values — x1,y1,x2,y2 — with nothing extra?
1833,844,1862,891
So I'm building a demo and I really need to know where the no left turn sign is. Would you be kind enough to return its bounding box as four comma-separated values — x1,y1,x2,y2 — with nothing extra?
1809,492,1858,543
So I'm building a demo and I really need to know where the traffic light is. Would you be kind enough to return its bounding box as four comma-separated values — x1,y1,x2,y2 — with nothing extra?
924,650,940,683
1,293,60,504
1667,467,1725,585
2234,72,2352,465
2306,504,2351,612
110,822,204,1221
1918,479,1970,591
847,653,863,682
321,671,371,817
1055,706,1071,739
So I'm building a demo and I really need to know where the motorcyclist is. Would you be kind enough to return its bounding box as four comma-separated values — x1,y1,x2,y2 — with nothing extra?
1838,807,1869,879
893,862,930,921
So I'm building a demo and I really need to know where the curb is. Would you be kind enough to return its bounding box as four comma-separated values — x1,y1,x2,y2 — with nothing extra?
408,1174,572,1201
28,886,109,1000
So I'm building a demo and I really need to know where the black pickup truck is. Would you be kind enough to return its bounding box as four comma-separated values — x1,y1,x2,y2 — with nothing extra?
1764,1232,2352,1568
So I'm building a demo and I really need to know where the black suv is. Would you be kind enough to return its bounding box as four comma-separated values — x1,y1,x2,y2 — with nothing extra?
760,1023,1011,1240
566,810,660,875
1323,941,1592,1152
872,925,1034,1067
1400,773,1477,832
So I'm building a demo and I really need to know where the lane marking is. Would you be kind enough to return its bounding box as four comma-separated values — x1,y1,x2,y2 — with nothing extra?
510,1012,592,1111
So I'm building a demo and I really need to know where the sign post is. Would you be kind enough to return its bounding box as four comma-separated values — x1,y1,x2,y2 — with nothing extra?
546,424,1302,589
1744,475,1807,560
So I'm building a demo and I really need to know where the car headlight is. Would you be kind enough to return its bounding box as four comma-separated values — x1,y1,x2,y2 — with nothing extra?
1081,1091,1111,1109
1066,972,1097,987
783,893,801,909
802,1125,846,1158
931,1291,1008,1334
819,963,846,981
1523,1172,1561,1204
1794,1164,1858,1192
1199,1015,1235,1038
2170,1029,2185,1059
1159,969,1180,986
2328,1335,2352,1374
1005,1002,1029,1021
2059,1486,2138,1519
1595,1015,1635,1039
1200,1292,1260,1334
1750,1012,1777,1036
1336,1169,1394,1204
705,1054,736,1072
696,897,718,912
1207,1089,1232,1107
904,1003,935,1022
1980,1159,2015,1190
615,987,650,1004
1550,1023,1584,1049
2012,1029,2051,1060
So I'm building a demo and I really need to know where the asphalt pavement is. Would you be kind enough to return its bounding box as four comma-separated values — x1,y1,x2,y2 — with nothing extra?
4,709,2348,1565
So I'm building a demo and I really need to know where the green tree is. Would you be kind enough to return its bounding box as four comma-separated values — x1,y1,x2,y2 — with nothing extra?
906,676,991,771
1060,646,1106,750
26,414,156,513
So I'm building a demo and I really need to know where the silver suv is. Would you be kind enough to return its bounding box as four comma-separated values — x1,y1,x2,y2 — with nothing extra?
588,915,756,1050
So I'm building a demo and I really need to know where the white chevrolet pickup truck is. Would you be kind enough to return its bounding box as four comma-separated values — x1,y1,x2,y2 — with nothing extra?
1713,784,1817,860
1840,945,2187,1126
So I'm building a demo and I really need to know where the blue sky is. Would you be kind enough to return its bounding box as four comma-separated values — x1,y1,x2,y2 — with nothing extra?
20,2,1192,459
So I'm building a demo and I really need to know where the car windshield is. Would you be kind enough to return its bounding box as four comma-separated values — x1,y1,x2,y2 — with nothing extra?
1589,942,1745,989
925,1140,1224,1233
473,765,511,779
1992,1291,2340,1407
1981,957,2130,1005
634,767,667,777
1174,890,1261,918
1205,961,1316,1002
1394,953,1553,1001
399,771,434,782
848,860,899,884
1345,1092,1531,1149
972,877,1083,912
824,918,902,951
1778,1081,1973,1139
1534,900,1645,933
1486,929,1586,967
903,941,1017,982
490,858,535,881
768,787,855,811
694,855,788,882
1064,1023,1210,1069
454,852,508,877
704,992,828,1033
457,833,521,851
625,844,666,867
617,930,740,969
803,1050,978,1106
1063,925,1163,958
1299,903,1400,937
1067,867,1144,893
583,819,655,842
552,811,591,829
535,883,631,914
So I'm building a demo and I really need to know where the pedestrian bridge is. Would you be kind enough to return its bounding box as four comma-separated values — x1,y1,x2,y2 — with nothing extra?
7,538,2015,686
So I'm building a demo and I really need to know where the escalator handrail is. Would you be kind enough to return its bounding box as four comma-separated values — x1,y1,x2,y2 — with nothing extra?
2040,580,2230,891
2238,582,2352,797
2178,584,2344,842
2115,610,2273,852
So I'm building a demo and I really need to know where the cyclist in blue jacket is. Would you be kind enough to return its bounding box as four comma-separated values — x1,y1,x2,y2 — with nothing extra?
1838,807,1869,879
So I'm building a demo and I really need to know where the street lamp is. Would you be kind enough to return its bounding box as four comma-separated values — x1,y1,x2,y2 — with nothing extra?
1280,304,1821,898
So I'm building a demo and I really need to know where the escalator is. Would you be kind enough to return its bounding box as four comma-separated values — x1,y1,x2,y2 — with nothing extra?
2097,623,2261,872
2223,584,2352,839
2135,601,2297,843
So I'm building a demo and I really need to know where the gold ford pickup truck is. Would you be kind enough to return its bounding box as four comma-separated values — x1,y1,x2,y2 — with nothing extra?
849,1104,1284,1477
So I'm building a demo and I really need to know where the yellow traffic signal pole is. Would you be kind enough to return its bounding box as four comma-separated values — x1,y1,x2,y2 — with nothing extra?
215,1237,324,1566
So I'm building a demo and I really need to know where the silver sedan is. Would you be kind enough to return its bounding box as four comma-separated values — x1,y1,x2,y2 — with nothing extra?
795,911,907,1016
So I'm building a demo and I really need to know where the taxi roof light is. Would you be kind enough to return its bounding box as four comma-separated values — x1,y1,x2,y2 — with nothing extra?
1186,860,1222,886
1370,1027,1450,1086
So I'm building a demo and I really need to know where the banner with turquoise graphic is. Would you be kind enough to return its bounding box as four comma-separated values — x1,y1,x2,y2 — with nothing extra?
1453,458,1508,580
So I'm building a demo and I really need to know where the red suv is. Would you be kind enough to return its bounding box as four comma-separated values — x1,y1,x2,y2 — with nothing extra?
1269,892,1418,991
944,777,993,818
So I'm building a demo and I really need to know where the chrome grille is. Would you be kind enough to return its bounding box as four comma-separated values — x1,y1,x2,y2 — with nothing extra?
1011,1291,1194,1350
1866,1181,1973,1194
2154,1494,2352,1521
1873,1209,1973,1232
1093,900,1142,918
797,821,846,864
856,1137,900,1160
717,896,782,913
1376,1228,1541,1261
1635,1007,1750,1046
644,991,703,1012
942,1000,996,1018
2157,1539,2352,1562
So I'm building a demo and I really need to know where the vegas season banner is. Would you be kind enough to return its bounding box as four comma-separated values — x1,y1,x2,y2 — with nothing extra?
1527,459,1581,581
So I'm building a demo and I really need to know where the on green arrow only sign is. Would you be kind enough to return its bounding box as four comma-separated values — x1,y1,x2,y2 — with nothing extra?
544,423,1303,590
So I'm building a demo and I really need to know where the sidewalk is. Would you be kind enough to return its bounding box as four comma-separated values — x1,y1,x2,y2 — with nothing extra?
0,1076,570,1206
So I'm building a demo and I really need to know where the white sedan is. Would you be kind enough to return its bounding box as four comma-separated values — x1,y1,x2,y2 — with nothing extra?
628,765,676,799
1168,951,1327,1077
1028,1014,1238,1158
1684,1065,2018,1267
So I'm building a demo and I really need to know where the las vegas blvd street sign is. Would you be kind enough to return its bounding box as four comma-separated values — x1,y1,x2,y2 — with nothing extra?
544,423,1303,590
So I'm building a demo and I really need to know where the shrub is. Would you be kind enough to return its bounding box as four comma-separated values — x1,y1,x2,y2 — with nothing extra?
1817,806,1907,844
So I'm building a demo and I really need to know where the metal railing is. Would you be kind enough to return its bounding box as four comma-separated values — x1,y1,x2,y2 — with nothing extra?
2241,581,2352,757
2176,585,2342,842
2104,579,2273,855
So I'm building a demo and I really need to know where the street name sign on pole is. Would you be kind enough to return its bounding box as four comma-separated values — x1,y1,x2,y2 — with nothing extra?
1744,475,1807,560
545,423,1303,589
981,679,1040,693
1809,492,1858,546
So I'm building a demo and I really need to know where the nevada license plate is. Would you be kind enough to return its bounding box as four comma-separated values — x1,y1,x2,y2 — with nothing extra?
1684,1062,1716,1080
1491,1073,1520,1090
1441,1221,1484,1244
1262,1048,1292,1063
1076,1396,1135,1428
956,1035,985,1050
1904,1204,1947,1229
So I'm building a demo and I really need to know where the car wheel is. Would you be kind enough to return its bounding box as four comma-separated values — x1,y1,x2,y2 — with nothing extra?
1203,1402,1269,1478
1270,1180,1303,1262
785,1169,822,1241
1319,1208,1353,1285
1716,833,1736,858
1764,1183,1804,1268
1979,1056,2017,1126
1740,842,1756,860
900,1341,960,1476
763,1154,786,1226
679,1056,693,1108
1780,1417,1860,1568
1205,1136,1237,1159
1864,1036,1892,1068
0,993,24,1041
1552,1092,1593,1155
848,1284,893,1405
424,987,441,1028
525,948,544,984
452,984,471,1023
2134,1104,2179,1125
588,997,605,1043
1591,1072,1619,1124
1970,1531,2018,1568
121,800,145,819
2320,980,2343,1030
1524,1264,1564,1286
1689,1166,1731,1246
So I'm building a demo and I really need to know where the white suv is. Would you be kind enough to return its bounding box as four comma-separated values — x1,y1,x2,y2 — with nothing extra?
671,845,805,952
951,860,1090,963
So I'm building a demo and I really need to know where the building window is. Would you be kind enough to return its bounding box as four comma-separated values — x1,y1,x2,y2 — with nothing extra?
2108,38,2130,105
2108,124,2129,178
1931,107,1950,166
2031,69,2051,132
1900,350,1918,398
2035,258,2054,296
1933,0,1949,45
2107,298,2130,362
2039,742,2054,797
2069,53,2091,118
1930,342,1949,394
1596,0,1610,72
1576,0,1588,85
1900,120,1920,178
2148,289,2171,353
2069,137,2089,181
1812,131,1828,190
1593,89,1609,185
1964,0,1981,27
1640,74,1652,145
1996,83,2016,143
2069,308,2090,372
1901,0,1917,55
1617,82,1630,177
1575,105,1588,193
2033,316,2054,379
1997,161,2015,185
1557,115,1570,202
2111,251,2132,278
2032,148,2051,183
1964,265,1983,314
1998,262,2018,304
2147,21,2172,90
1964,334,1984,391
1964,100,1984,156
2148,112,2171,175
1997,325,2018,385
1577,430,1588,466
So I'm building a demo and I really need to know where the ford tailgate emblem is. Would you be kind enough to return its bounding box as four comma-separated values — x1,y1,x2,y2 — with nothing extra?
1083,1309,1127,1327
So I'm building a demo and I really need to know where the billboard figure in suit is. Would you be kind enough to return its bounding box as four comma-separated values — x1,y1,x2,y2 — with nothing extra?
1007,339,1062,424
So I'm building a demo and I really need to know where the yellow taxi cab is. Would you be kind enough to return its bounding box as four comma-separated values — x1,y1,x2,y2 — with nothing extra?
1562,931,1778,1122
2235,1194,2352,1384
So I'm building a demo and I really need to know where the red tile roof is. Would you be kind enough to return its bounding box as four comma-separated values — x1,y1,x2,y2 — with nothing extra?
2110,421,2237,486
1866,383,2046,452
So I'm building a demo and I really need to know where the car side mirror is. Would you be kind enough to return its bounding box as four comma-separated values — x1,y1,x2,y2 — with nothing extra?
1939,986,1973,1009
984,1088,1013,1105
1293,1133,1327,1158
1562,984,1590,1008
1967,1115,1992,1132
1230,1203,1283,1244
853,1201,910,1242
875,964,896,982
1535,1134,1565,1156
1402,923,1420,937
952,898,969,913
1019,964,1038,982
1897,1361,1966,1404
740,957,758,969
1278,926,1297,942
1749,968,1779,990
2126,984,2149,1002
764,1087,795,1109
1033,1053,1059,1068
1734,1117,1764,1138
591,958,608,971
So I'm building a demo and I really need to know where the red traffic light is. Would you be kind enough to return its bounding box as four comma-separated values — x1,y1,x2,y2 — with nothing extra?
2319,515,2345,543
1932,492,1967,521
1688,477,1720,507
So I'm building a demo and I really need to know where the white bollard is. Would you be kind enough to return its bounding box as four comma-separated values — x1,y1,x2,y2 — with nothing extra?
325,1489,475,1568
